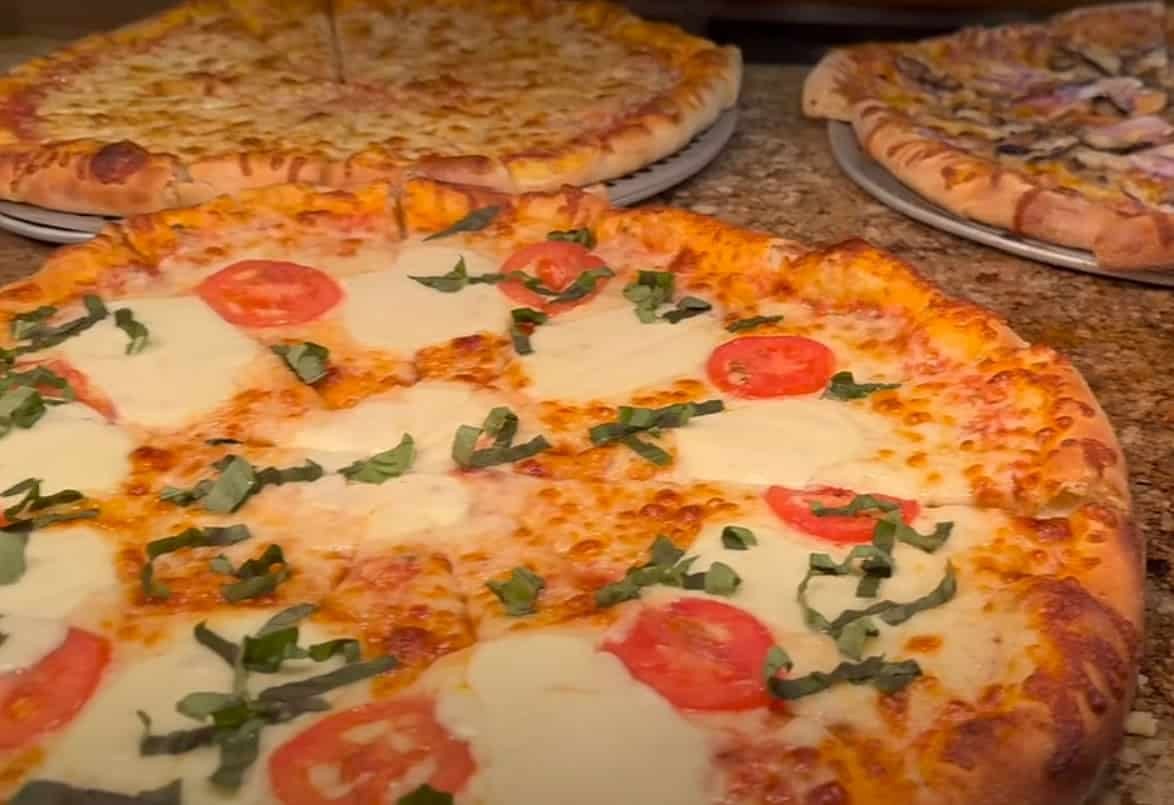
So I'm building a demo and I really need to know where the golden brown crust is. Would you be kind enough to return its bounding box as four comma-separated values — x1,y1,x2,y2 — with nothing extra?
801,48,869,122
0,0,740,215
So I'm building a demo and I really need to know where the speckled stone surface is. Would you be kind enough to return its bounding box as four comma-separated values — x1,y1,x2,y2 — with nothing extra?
0,58,1169,802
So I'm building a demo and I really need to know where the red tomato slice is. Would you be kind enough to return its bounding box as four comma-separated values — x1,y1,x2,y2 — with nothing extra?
0,628,109,749
706,335,835,398
765,485,920,544
269,696,474,804
602,598,776,711
498,242,610,314
39,359,117,421
197,260,343,327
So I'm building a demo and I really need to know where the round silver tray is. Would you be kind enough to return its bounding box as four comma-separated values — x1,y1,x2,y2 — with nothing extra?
0,109,738,246
828,121,1174,288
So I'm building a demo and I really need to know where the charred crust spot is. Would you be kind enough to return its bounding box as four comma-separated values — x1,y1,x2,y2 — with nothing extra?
1033,517,1073,542
130,445,175,472
1074,438,1118,472
806,781,850,805
91,141,148,184
942,716,1013,771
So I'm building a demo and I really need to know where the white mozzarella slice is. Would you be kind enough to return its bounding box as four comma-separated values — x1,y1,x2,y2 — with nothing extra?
292,473,473,543
522,304,724,401
60,295,262,428
37,610,367,803
673,398,974,503
289,382,512,474
0,615,69,674
0,404,131,494
435,631,716,805
0,525,117,619
340,246,510,354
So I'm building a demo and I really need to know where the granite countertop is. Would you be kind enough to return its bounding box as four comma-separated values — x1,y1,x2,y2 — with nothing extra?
0,53,1169,802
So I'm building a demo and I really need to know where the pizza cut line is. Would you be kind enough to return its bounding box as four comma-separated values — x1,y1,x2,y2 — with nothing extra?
0,178,1139,805
0,0,740,216
803,0,1174,272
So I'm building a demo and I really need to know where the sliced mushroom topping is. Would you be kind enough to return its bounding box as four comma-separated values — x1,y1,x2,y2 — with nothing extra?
894,54,961,92
1080,116,1174,152
994,134,1078,160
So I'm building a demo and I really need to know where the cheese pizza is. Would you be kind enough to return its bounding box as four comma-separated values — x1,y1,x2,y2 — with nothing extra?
0,0,740,216
0,178,1139,805
803,1,1174,272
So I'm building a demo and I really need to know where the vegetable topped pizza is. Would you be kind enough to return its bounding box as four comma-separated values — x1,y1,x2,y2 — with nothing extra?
0,178,1139,804
0,0,740,216
804,1,1174,272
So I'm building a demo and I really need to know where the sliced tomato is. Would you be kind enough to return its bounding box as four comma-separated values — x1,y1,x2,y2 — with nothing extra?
197,260,343,327
498,241,610,314
706,335,835,398
602,598,776,711
38,359,117,421
269,696,474,804
766,485,920,544
0,628,109,749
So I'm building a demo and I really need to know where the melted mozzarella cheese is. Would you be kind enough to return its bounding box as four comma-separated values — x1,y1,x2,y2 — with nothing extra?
0,615,68,674
0,525,117,619
340,246,510,354
292,473,473,543
289,381,512,475
38,610,368,803
673,398,973,503
0,404,131,494
523,304,725,401
435,631,716,805
60,295,262,428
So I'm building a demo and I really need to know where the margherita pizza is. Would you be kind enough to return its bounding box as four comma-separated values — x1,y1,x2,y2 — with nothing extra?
0,178,1139,805
0,0,740,216
803,0,1174,272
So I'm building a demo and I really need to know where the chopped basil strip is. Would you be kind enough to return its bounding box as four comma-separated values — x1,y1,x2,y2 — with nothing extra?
726,314,783,333
451,408,551,469
423,206,501,241
486,567,545,616
271,342,329,385
620,434,671,465
139,525,253,601
8,306,55,340
512,266,614,305
398,784,455,805
545,228,596,248
809,494,899,517
6,295,108,355
220,544,289,602
307,638,361,663
623,270,675,323
163,456,323,513
509,307,548,355
763,645,793,680
873,514,954,553
339,434,415,484
588,399,723,464
835,616,880,661
241,628,305,673
721,525,757,550
194,622,240,667
662,296,712,324
0,533,29,585
257,603,317,636
822,371,900,401
0,366,74,403
596,536,739,607
0,386,47,437
768,656,923,700
114,308,149,354
0,480,97,583
206,437,242,446
10,779,182,805
410,256,474,292
211,720,262,789
256,655,396,703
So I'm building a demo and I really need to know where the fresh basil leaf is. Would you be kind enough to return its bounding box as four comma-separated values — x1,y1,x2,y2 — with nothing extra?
210,719,263,790
339,434,415,484
763,645,793,679
177,691,242,721
721,525,757,550
9,306,55,340
307,638,361,663
205,437,242,446
113,308,149,355
159,480,212,506
0,532,29,585
258,603,319,636
726,314,783,333
10,779,182,805
589,400,724,446
649,535,685,567
623,270,675,323
10,295,108,353
0,507,97,534
701,561,741,596
209,555,235,575
0,386,46,434
0,366,74,403
221,545,288,602
545,228,595,248
138,709,218,756
661,296,712,324
822,371,900,401
508,307,548,356
486,567,545,616
147,525,253,561
873,514,953,553
167,457,322,513
423,206,501,241
256,460,323,487
450,409,550,469
481,407,518,447
809,494,900,517
397,784,454,805
140,561,170,601
835,616,879,661
256,655,396,703
194,622,241,667
596,537,737,607
594,576,641,608
544,266,614,304
462,435,551,468
768,656,922,700
620,434,671,465
202,456,258,514
875,562,957,627
272,342,329,385
242,627,305,673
